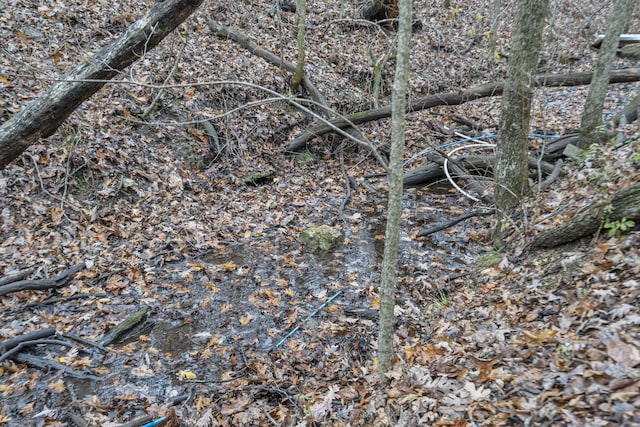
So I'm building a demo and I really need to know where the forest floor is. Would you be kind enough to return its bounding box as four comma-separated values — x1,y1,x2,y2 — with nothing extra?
1,0,639,426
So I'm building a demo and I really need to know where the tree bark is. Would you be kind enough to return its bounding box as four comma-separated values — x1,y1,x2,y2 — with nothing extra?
0,0,204,169
579,0,635,148
378,0,411,381
291,0,307,92
493,0,548,248
286,68,640,151
533,182,640,248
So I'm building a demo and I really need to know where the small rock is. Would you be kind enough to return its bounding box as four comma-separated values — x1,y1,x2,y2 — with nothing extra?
299,225,344,251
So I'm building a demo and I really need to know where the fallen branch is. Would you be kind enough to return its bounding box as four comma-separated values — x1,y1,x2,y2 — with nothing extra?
0,327,56,355
0,329,101,379
417,209,495,236
63,334,113,354
0,338,77,363
0,267,36,286
12,353,100,380
207,20,374,160
207,20,328,109
402,152,555,188
536,159,563,191
0,263,85,296
287,68,640,151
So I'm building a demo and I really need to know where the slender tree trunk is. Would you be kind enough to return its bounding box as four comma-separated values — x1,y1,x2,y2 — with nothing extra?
378,0,412,381
493,0,549,248
579,0,635,148
0,0,203,169
291,0,307,92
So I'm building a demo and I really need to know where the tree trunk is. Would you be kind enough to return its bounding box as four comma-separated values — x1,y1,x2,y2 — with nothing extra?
533,183,640,248
0,0,204,169
579,0,635,148
493,0,548,248
378,0,412,381
361,0,399,26
291,0,307,92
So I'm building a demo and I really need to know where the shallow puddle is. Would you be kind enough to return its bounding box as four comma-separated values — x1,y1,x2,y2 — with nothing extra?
62,189,482,416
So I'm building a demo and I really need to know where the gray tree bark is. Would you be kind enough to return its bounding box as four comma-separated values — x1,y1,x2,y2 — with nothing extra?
493,0,549,248
378,0,412,380
0,0,204,169
579,0,635,148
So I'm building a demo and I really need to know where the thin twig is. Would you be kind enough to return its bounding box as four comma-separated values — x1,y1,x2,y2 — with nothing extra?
142,31,188,118
0,338,82,363
338,142,352,214
273,289,343,350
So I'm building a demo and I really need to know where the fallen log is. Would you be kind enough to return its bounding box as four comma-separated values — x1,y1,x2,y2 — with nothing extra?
286,68,640,151
0,0,204,169
417,208,495,237
402,152,555,188
533,182,640,248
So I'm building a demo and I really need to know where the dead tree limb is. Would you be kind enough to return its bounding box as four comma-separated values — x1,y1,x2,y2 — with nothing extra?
417,209,495,236
402,152,555,188
609,91,640,128
0,267,36,286
0,327,56,355
0,0,204,169
0,338,77,363
206,20,328,110
0,263,85,296
207,20,378,163
287,67,640,151
533,182,640,248
12,353,100,380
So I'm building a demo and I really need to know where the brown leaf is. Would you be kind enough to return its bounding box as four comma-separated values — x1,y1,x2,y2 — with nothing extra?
601,333,640,368
220,395,253,415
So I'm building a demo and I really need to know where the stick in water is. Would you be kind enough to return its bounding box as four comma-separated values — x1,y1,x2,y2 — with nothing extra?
273,289,343,350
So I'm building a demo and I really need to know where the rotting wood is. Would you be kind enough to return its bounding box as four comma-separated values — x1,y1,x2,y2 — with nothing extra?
0,0,204,169
101,307,151,347
0,263,85,297
286,68,640,151
533,182,640,248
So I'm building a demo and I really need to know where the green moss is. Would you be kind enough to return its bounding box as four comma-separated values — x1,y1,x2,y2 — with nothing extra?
299,225,344,250
295,150,317,166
